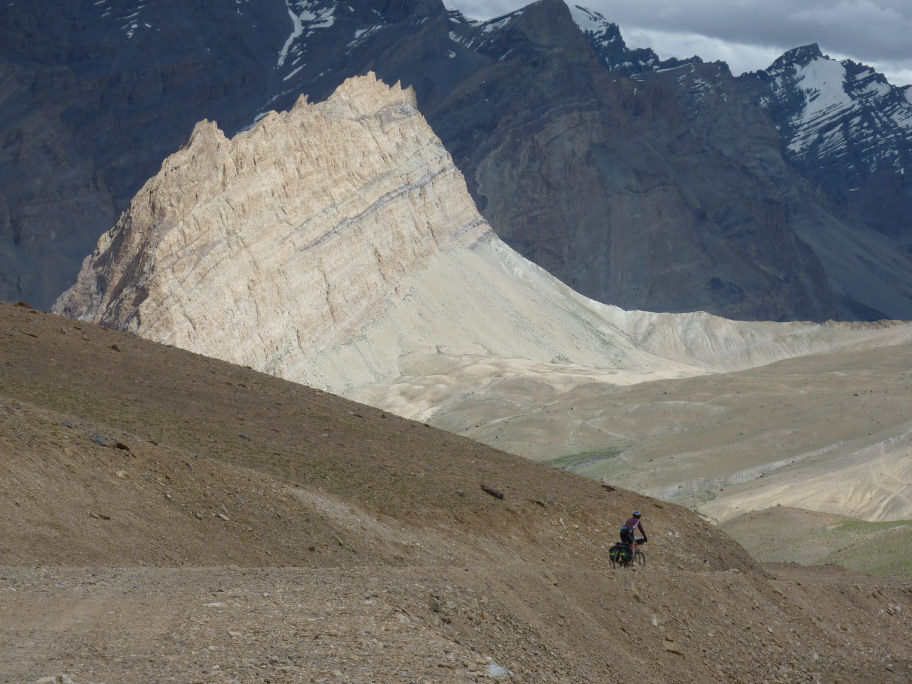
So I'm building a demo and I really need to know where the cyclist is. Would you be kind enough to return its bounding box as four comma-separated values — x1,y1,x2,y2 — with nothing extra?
621,510,647,546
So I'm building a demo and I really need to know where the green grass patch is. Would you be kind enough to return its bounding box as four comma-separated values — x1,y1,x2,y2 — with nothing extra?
823,520,912,577
725,509,912,579
832,518,908,533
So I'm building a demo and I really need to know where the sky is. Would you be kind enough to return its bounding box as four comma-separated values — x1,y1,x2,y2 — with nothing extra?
445,0,912,87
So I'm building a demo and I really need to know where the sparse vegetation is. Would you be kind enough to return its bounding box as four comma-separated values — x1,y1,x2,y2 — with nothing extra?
722,507,912,578
546,448,622,472
825,520,912,577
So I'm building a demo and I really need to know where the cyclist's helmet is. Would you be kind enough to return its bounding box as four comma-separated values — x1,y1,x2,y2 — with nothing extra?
633,511,641,518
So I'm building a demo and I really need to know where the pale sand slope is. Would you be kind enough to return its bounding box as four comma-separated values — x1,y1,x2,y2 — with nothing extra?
344,235,912,415
413,343,912,524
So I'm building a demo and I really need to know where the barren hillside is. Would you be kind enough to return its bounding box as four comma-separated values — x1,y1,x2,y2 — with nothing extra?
50,75,912,563
2,301,911,682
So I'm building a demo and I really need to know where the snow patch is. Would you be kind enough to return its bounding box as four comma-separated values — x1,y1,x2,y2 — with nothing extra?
479,7,524,34
568,4,609,34
786,58,855,154
347,25,382,50
118,2,148,39
796,59,853,123
278,1,335,68
283,64,305,82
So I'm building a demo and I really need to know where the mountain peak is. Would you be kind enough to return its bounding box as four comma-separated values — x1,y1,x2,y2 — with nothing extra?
770,43,824,71
568,3,700,75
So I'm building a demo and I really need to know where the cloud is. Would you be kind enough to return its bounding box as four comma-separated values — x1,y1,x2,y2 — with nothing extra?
444,0,912,85
582,0,912,83
620,28,784,77
446,0,520,20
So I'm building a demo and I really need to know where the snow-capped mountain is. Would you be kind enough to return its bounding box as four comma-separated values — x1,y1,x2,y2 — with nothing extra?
569,14,912,320
567,4,699,76
756,45,912,171
568,11,912,250
740,45,912,245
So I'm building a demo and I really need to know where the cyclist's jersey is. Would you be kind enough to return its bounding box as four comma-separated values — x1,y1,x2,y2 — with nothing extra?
619,526,633,544
624,517,645,537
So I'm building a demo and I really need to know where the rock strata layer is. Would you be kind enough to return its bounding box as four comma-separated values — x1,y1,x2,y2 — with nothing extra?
56,74,495,381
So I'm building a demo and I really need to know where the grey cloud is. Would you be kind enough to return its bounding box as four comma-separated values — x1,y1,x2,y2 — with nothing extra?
580,0,912,65
446,1,524,20
444,0,912,84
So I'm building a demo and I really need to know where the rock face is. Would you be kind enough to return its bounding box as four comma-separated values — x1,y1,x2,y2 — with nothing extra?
54,74,491,384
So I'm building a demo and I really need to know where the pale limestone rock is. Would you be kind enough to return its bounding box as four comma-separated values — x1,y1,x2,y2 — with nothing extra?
55,74,491,375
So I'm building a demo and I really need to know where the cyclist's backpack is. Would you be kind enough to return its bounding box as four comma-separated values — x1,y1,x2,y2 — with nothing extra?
609,542,631,564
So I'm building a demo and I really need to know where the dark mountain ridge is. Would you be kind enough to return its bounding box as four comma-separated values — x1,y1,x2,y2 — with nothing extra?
2,0,910,321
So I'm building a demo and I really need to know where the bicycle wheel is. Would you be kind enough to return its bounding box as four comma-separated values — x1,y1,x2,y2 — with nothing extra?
634,549,646,567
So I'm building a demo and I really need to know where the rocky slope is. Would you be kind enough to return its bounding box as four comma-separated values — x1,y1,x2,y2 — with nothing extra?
6,0,912,321
3,300,912,682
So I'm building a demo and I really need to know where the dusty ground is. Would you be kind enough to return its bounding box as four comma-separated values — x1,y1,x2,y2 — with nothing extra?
2,302,912,682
